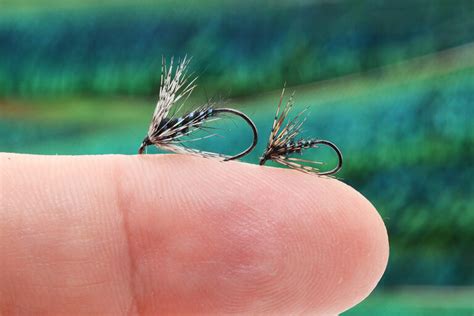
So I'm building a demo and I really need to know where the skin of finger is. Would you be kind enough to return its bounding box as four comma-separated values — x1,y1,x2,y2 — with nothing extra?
0,153,388,315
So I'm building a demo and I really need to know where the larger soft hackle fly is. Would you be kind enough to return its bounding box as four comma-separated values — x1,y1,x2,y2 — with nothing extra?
138,57,258,160
259,88,343,176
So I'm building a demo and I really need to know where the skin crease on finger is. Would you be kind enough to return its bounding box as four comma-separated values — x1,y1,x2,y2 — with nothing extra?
0,153,389,315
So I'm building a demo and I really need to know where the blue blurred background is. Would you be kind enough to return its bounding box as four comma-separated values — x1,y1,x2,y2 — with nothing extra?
1,1,473,314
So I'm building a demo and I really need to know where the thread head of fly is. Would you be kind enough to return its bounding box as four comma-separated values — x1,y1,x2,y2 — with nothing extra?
259,153,269,165
138,136,152,154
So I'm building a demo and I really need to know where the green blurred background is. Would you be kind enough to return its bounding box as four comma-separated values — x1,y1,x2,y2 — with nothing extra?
1,1,473,314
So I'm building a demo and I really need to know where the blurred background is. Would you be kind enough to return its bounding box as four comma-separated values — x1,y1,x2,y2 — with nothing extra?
1,1,473,314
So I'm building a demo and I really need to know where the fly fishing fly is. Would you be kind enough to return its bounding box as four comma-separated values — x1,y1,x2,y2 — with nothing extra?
259,87,342,176
138,57,258,160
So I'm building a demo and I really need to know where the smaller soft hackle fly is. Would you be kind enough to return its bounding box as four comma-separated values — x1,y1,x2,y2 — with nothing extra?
138,57,258,160
259,88,343,176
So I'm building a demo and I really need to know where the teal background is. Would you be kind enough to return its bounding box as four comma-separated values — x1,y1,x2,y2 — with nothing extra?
1,1,473,314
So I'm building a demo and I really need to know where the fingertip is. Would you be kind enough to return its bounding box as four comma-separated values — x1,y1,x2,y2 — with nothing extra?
122,155,389,314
